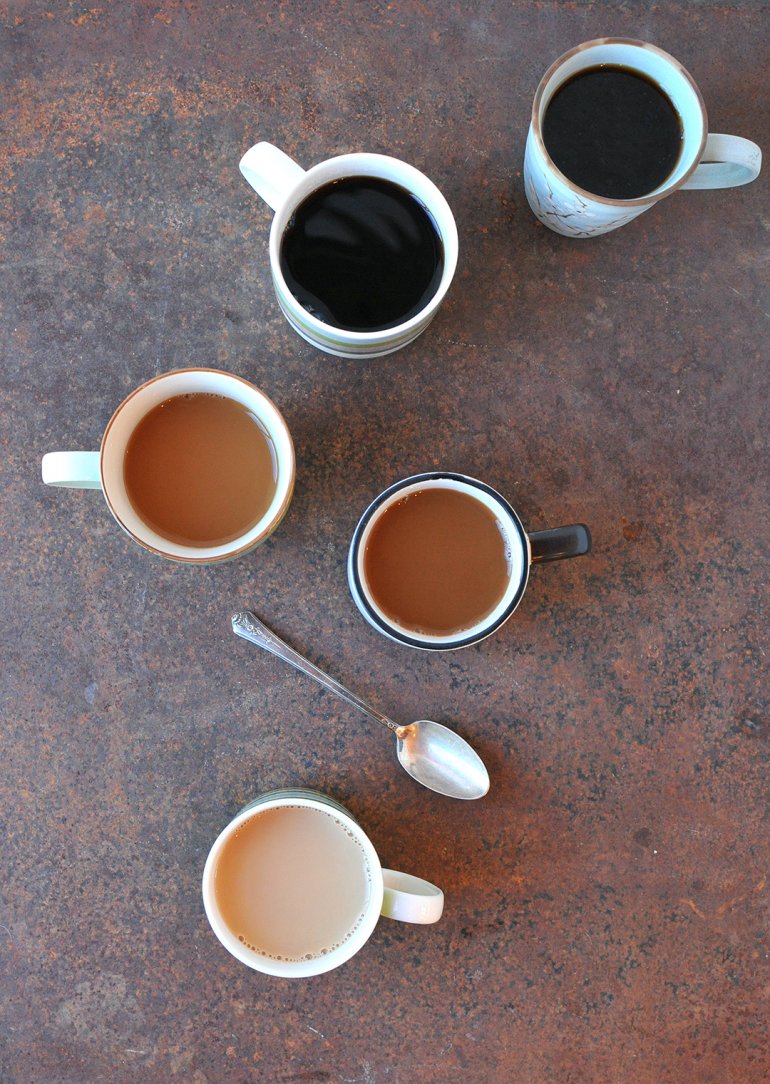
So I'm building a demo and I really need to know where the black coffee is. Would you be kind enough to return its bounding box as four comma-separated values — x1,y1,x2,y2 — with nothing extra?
542,65,683,200
279,176,444,332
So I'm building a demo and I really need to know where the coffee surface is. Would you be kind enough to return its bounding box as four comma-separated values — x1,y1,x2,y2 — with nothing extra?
542,64,683,199
363,488,512,636
280,176,444,331
123,393,277,547
213,806,372,962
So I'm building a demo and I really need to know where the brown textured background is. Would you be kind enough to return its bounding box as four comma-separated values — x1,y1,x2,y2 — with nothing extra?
1,2,768,1082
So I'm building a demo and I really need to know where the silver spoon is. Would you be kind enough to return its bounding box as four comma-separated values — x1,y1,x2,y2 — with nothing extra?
231,610,490,800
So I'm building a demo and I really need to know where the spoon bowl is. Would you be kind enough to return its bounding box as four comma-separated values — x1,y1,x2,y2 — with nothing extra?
396,721,490,800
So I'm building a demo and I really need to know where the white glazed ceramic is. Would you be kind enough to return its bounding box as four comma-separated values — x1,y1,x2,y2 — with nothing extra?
348,472,591,651
239,142,459,357
201,788,444,978
41,368,295,563
524,38,762,237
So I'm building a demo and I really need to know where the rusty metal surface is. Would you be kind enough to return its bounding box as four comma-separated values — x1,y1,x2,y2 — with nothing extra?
1,3,768,1082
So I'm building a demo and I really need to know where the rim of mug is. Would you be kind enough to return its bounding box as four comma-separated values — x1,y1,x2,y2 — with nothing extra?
267,153,459,344
348,472,531,651
100,368,295,564
201,793,384,978
530,37,709,207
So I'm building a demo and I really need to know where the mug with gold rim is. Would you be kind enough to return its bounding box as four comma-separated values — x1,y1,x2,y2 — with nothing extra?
41,368,295,563
524,38,762,237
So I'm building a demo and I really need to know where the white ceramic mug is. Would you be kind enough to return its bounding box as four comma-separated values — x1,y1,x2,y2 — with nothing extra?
524,38,762,237
202,789,444,978
41,368,295,563
348,472,591,650
239,142,459,358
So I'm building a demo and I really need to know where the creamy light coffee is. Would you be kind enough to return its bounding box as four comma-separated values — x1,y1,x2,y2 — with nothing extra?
203,790,445,977
211,804,373,962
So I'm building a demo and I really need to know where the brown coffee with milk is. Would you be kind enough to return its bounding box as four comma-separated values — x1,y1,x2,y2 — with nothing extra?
363,487,511,636
212,805,372,962
123,392,278,547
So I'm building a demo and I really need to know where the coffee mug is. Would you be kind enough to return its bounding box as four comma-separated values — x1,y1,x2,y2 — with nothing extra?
41,368,295,563
239,142,459,358
348,472,591,650
524,38,762,237
202,789,444,978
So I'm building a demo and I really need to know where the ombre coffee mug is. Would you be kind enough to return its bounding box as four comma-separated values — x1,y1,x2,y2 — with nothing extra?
524,38,762,237
41,368,295,563
202,789,444,978
239,142,458,358
348,472,591,650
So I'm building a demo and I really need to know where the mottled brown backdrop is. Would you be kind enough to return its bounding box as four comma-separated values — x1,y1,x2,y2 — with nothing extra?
1,2,768,1082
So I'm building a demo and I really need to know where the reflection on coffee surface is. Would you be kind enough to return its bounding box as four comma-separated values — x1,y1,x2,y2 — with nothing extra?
280,176,444,331
543,64,683,199
213,806,372,962
363,488,512,636
123,393,277,547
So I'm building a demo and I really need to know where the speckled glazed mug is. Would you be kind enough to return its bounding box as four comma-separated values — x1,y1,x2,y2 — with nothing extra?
41,368,295,563
524,38,762,237
202,789,444,978
239,142,458,358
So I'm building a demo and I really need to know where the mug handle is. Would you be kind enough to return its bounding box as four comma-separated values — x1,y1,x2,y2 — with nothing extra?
381,869,444,924
680,134,762,190
239,142,307,212
529,523,591,564
41,451,102,489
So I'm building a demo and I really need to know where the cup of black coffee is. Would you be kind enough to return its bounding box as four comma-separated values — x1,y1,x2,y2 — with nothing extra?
524,38,762,237
240,142,458,357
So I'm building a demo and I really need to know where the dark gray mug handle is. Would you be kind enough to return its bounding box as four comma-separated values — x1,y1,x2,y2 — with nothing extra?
529,524,591,564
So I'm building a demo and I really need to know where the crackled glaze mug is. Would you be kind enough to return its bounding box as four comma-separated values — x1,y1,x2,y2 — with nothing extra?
41,368,295,563
524,38,762,237
202,789,444,978
239,142,458,357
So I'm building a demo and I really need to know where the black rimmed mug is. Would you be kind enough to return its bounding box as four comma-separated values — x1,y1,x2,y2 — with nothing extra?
347,473,591,651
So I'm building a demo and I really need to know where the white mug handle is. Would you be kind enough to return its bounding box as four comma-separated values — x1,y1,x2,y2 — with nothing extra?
380,869,444,924
42,451,102,489
681,133,762,190
239,142,307,212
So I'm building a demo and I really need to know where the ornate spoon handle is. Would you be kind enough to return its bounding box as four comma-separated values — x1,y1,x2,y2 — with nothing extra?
231,610,401,734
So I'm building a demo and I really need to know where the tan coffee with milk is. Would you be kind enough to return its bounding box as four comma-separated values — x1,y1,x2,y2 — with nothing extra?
123,392,278,548
212,805,372,961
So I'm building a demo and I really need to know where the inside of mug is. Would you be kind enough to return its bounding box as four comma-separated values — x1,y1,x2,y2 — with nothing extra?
269,153,459,342
537,41,707,198
201,796,384,978
355,477,528,647
101,370,294,561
